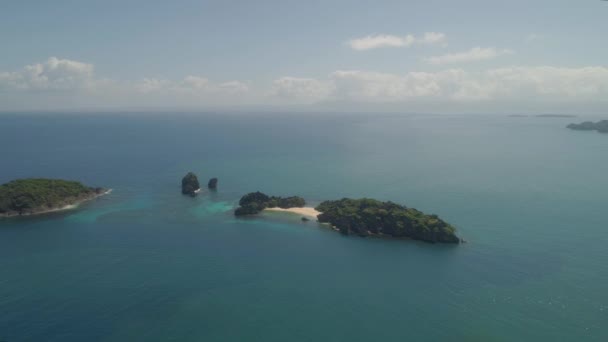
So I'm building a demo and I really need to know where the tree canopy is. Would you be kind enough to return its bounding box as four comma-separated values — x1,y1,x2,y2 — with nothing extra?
0,179,100,215
315,198,460,243
235,192,306,216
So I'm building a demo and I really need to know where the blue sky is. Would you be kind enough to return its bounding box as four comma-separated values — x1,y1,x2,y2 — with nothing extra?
1,0,607,113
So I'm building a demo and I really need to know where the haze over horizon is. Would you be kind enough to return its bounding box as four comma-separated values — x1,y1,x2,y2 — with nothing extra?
1,0,607,114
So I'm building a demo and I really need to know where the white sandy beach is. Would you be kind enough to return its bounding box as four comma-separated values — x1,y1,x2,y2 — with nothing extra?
264,207,321,218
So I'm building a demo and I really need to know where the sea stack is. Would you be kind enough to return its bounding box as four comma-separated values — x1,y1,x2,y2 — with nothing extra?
208,178,218,190
181,172,200,196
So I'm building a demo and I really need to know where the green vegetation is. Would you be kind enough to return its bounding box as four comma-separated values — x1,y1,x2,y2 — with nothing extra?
315,198,460,243
234,192,306,216
567,120,608,133
181,172,200,196
0,178,104,216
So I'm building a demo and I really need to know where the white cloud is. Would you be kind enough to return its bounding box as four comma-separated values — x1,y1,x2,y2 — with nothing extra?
419,32,447,45
2,57,608,111
270,77,334,103
217,81,250,94
0,57,95,91
0,57,252,109
525,33,543,43
348,32,446,51
271,66,608,104
425,47,514,65
137,78,173,93
348,35,414,50
136,76,249,95
0,57,250,98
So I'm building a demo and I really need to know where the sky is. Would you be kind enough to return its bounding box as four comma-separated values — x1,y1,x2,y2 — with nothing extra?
1,0,607,113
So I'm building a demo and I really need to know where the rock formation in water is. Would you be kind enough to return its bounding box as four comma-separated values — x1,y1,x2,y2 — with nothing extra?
181,172,200,196
208,178,218,189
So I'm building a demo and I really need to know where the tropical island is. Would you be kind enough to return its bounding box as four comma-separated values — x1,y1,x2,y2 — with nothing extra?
566,120,608,133
234,191,306,216
316,198,460,243
234,192,461,244
0,178,108,217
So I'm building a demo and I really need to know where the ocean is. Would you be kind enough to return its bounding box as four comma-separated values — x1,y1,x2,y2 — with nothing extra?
1,112,607,341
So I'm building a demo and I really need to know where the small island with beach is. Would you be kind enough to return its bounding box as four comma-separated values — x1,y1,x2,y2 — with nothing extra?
234,192,309,216
235,192,461,244
0,178,108,217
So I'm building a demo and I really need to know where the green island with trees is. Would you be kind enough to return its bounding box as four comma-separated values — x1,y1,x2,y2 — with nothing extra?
0,178,107,217
234,192,461,244
567,120,608,133
316,198,460,243
234,191,306,216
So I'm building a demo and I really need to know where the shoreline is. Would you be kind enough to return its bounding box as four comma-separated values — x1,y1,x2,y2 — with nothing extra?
0,189,112,218
264,207,321,219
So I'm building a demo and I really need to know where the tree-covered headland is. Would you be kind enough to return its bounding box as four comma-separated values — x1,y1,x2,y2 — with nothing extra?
0,179,105,216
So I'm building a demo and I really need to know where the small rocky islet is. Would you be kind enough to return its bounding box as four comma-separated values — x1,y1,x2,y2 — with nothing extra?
181,172,201,196
234,192,461,244
181,172,218,196
567,120,608,133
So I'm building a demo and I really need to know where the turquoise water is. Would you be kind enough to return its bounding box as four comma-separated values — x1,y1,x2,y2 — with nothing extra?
1,113,607,341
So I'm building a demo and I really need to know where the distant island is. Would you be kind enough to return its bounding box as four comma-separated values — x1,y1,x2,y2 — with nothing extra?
566,120,608,133
537,114,577,118
0,179,108,217
234,192,461,244
508,114,577,118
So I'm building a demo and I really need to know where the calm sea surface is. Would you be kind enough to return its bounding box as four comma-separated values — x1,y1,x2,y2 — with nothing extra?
1,113,607,341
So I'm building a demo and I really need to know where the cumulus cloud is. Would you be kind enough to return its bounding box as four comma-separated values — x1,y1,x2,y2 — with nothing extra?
136,76,249,95
0,57,251,109
270,67,608,103
2,57,607,111
0,57,96,91
425,47,514,65
348,32,446,51
419,32,447,45
270,77,334,103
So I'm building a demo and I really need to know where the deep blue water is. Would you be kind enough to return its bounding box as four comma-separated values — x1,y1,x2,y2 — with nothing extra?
1,113,607,341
